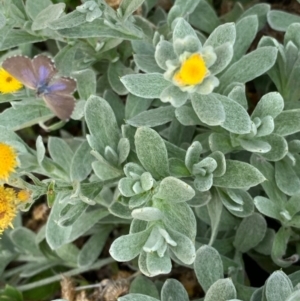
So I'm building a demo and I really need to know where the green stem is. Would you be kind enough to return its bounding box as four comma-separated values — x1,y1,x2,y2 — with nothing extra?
16,257,115,292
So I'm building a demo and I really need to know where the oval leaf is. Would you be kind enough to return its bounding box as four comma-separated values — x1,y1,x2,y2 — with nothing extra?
194,245,224,292
213,160,266,189
135,127,169,180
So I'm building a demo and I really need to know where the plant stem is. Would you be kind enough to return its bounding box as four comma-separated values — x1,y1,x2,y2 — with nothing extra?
16,257,115,292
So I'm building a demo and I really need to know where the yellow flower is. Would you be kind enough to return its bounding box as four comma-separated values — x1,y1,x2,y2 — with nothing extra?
0,68,23,94
173,53,208,86
17,190,31,202
0,186,17,234
0,143,18,181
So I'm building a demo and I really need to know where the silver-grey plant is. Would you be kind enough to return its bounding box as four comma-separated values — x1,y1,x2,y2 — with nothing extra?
0,0,300,301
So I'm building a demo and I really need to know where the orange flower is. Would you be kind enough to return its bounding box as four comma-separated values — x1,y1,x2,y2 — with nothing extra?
0,68,23,94
0,186,17,234
173,53,208,86
0,142,18,180
17,190,31,203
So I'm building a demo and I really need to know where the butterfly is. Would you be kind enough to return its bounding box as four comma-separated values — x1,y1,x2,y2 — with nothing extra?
2,55,77,120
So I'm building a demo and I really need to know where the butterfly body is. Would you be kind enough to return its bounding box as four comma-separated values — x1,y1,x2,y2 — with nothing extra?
37,83,50,96
2,55,77,120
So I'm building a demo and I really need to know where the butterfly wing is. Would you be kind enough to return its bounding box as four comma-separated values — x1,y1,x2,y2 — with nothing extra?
2,55,38,89
32,55,58,86
47,77,77,95
43,93,75,120
43,77,77,119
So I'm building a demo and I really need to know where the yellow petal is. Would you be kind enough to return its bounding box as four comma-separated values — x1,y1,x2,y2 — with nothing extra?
174,53,208,86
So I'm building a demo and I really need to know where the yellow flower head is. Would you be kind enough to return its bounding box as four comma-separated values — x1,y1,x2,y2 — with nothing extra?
0,186,17,233
173,53,208,86
0,68,23,94
17,190,31,203
0,142,18,181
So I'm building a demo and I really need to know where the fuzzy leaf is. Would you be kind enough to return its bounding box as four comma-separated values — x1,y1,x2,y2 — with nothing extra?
168,1,200,26
207,189,223,245
239,139,271,154
46,194,108,249
160,86,188,108
213,160,265,189
57,19,142,39
204,279,236,301
209,133,233,154
251,92,284,120
36,136,45,165
161,279,189,301
70,141,94,182
134,54,163,73
254,196,281,221
265,271,293,301
223,189,254,218
169,158,190,177
175,105,201,126
135,127,169,179
250,154,287,204
130,276,160,299
85,95,120,155
121,73,170,99
92,158,122,181
159,201,196,240
120,294,159,301
185,141,202,171
240,3,270,30
119,0,146,20
204,23,236,48
254,228,275,256
54,44,77,76
31,3,65,30
275,158,300,196
154,177,195,203
194,174,213,192
219,47,278,92
146,252,172,276
274,109,300,136
109,201,132,219
173,18,197,43
168,229,196,264
232,15,258,63
233,213,267,252
10,228,42,257
125,94,152,119
194,245,224,292
155,40,177,70
109,229,151,261
191,93,226,126
210,43,234,75
271,227,298,268
189,0,220,34
127,106,175,127
260,134,288,162
268,10,300,32
132,207,164,221
26,0,51,19
227,84,248,109
49,10,86,30
48,137,73,173
73,69,96,101
78,226,112,267
108,60,133,95
217,94,252,134
0,103,52,130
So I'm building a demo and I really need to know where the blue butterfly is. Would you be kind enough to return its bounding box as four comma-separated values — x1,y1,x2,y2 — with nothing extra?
2,55,76,120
